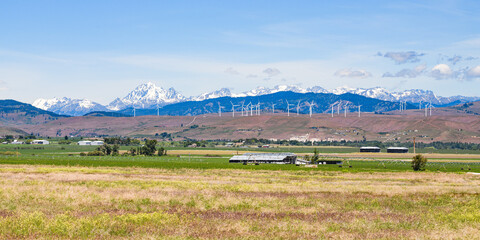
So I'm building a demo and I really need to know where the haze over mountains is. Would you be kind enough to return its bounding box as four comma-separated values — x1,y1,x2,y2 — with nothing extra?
32,82,480,116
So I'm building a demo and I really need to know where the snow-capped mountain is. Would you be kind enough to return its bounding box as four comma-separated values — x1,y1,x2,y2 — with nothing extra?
329,87,480,105
189,88,232,101
106,82,186,111
32,97,108,116
32,82,480,116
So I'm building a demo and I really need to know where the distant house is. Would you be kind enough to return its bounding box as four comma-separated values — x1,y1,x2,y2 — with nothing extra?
78,141,92,145
32,140,49,145
360,147,381,153
387,147,409,153
91,141,104,146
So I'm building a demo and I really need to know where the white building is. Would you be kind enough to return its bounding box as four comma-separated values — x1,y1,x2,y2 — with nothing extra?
91,141,104,146
77,141,92,145
11,140,24,145
32,140,50,145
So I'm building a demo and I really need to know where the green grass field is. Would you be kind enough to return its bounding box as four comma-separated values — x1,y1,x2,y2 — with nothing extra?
1,144,480,239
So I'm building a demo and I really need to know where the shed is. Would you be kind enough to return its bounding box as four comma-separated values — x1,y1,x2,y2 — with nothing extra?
229,152,297,164
360,147,381,153
387,147,409,153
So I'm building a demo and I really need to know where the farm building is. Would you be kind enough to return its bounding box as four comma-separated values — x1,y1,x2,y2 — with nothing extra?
78,141,92,145
32,140,49,145
360,147,381,153
229,153,298,164
91,141,104,146
387,147,409,153
11,140,24,145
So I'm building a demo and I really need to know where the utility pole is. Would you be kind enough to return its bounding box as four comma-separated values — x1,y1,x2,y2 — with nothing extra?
413,137,416,154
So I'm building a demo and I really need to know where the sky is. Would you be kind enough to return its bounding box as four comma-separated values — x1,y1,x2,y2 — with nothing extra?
1,0,480,104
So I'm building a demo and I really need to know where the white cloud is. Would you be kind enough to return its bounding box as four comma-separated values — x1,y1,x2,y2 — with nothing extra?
431,64,454,79
381,51,425,64
262,68,281,77
382,64,426,78
225,67,240,75
334,68,372,78
466,65,480,79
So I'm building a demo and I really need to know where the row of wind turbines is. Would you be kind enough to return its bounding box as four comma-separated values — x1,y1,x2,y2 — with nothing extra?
218,100,364,118
130,99,434,118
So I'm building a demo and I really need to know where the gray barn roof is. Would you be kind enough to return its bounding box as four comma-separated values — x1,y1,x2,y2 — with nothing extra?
230,152,296,161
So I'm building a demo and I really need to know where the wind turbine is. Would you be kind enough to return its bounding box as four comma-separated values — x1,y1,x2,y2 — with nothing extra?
306,101,316,117
230,101,238,117
256,101,261,115
241,102,245,116
358,105,362,118
272,103,276,114
344,104,348,118
249,103,253,116
218,102,224,117
132,100,137,117
337,103,340,115
286,100,294,117
296,100,301,116
419,100,423,110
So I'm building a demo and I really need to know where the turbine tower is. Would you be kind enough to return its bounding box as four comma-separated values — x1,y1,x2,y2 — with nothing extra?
256,102,261,115
250,102,254,116
218,102,222,117
230,101,239,117
358,105,362,118
296,101,301,115
272,103,276,114
344,104,348,118
240,102,245,116
286,100,293,117
306,101,316,117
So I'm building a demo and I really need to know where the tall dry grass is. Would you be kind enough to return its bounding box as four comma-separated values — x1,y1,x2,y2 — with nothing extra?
0,165,479,239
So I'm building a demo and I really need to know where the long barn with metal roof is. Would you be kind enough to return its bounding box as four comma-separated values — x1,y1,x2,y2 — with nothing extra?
229,152,297,164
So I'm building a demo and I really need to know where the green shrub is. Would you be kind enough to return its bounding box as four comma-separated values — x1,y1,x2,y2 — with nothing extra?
87,151,105,156
412,154,427,171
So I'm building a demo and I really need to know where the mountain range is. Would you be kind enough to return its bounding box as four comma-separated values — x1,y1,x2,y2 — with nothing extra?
32,82,480,116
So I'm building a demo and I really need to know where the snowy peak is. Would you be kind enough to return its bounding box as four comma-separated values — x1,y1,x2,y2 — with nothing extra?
106,82,186,110
32,97,107,116
190,88,232,101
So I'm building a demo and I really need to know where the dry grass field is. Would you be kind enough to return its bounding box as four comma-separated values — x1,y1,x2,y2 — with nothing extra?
0,164,479,239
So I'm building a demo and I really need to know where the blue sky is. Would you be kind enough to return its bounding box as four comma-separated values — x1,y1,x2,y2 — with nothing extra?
1,0,480,104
